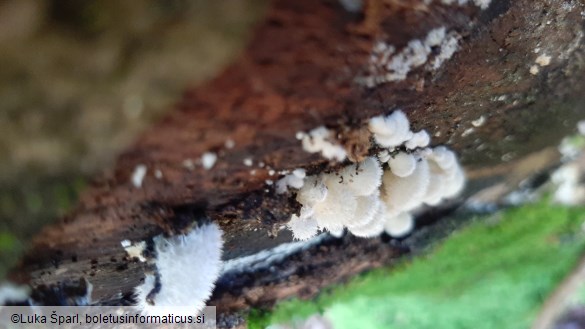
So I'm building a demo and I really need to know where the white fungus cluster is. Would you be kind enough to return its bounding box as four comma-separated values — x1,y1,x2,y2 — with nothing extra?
297,126,347,161
134,223,223,316
276,169,307,194
359,27,461,88
424,0,492,10
286,110,465,240
447,0,491,9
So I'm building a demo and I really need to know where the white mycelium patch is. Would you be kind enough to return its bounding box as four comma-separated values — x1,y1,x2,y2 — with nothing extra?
430,0,492,10
131,164,147,188
276,169,307,194
286,110,465,240
134,223,223,316
201,152,217,170
122,240,147,262
298,126,347,161
358,27,462,88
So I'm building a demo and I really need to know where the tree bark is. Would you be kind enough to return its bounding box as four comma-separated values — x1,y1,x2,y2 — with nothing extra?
8,0,585,327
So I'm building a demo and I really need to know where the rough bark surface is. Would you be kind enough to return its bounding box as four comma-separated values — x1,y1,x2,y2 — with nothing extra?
9,0,585,327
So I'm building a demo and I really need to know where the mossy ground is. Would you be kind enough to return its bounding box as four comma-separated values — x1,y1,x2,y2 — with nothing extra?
249,201,585,329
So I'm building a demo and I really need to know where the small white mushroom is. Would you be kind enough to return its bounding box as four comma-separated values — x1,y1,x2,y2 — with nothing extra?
368,110,413,148
338,157,383,196
134,223,223,316
301,126,347,161
131,164,147,188
382,157,431,213
201,152,217,170
346,193,381,227
327,226,345,238
312,178,358,232
297,176,328,206
388,152,417,177
384,212,414,238
348,202,386,238
405,130,430,149
287,215,319,241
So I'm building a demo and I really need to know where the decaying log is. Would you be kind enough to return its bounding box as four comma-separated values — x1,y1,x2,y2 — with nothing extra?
8,0,585,326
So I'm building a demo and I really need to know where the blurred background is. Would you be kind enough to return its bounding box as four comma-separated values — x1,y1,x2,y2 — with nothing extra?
0,0,266,279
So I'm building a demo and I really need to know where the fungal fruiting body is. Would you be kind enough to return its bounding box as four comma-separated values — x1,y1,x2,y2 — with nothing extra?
287,110,465,240
201,152,217,170
359,27,462,88
298,126,347,161
131,164,147,188
134,223,223,316
276,169,307,194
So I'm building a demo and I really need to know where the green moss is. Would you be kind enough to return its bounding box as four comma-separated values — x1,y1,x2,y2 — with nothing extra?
249,202,585,329
0,232,17,252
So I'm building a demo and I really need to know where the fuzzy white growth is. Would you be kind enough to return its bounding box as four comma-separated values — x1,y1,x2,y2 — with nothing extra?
383,158,431,213
430,146,456,170
377,149,391,163
300,126,347,161
123,240,147,262
472,0,491,9
313,177,358,232
359,27,462,87
0,282,30,304
384,39,431,81
369,110,413,148
297,176,328,206
431,32,459,70
328,226,345,238
425,27,446,47
440,0,491,9
348,201,386,237
384,212,414,237
287,215,319,241
349,193,381,227
289,157,383,240
530,65,540,75
535,54,552,66
388,152,417,177
286,111,465,241
405,130,430,149
427,147,465,199
276,169,307,194
338,157,383,196
224,139,235,149
134,223,223,316
201,152,217,170
472,115,487,127
182,159,195,170
131,164,147,188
